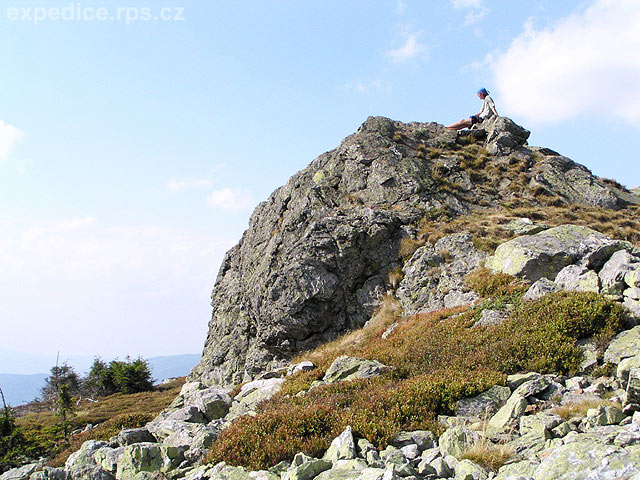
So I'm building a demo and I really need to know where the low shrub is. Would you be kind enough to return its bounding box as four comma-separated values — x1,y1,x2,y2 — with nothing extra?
208,292,625,470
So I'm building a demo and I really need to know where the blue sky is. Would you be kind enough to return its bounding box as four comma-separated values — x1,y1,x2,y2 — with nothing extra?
1,0,639,373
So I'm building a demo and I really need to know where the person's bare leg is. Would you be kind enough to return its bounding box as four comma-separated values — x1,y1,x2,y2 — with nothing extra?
447,118,473,130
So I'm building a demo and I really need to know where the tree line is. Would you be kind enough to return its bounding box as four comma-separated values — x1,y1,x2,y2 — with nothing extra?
41,356,154,402
1,356,154,473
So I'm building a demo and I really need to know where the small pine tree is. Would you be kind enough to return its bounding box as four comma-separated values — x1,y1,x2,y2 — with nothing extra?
41,359,80,403
55,384,75,445
0,386,32,473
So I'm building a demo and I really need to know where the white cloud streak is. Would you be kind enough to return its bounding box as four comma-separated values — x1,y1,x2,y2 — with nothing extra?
0,120,25,162
166,179,213,191
450,0,488,25
207,188,254,212
345,80,382,95
386,31,428,63
491,0,640,126
450,0,483,8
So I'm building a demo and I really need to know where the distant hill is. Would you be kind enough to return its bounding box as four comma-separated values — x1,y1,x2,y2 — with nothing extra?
147,354,200,383
0,354,200,407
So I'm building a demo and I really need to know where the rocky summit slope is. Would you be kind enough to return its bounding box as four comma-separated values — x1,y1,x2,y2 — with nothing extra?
189,115,639,386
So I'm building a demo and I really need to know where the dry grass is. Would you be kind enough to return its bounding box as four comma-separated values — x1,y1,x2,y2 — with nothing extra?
387,267,404,290
551,399,622,421
461,440,514,472
291,294,402,368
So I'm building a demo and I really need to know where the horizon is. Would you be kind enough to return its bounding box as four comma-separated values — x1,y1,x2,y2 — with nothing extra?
1,0,639,374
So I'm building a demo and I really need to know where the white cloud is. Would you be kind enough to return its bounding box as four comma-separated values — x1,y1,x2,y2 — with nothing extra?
166,179,213,191
207,188,254,211
345,80,382,94
491,0,640,126
396,0,407,15
386,31,428,63
0,120,25,162
450,0,487,25
464,7,488,25
450,0,483,8
22,217,96,241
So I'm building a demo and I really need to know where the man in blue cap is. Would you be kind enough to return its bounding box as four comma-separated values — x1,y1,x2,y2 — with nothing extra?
447,88,498,130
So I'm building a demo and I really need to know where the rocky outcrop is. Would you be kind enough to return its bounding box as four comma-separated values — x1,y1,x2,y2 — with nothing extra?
396,233,485,315
190,116,638,386
486,225,630,282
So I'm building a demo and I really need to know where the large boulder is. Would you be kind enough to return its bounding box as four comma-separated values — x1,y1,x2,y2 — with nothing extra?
65,440,114,480
115,443,185,479
487,225,629,282
605,326,640,364
482,116,530,156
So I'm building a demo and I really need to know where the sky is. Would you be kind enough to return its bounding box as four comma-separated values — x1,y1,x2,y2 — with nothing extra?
1,0,639,374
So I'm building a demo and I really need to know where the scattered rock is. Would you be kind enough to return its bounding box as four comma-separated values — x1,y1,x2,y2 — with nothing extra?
0,464,39,480
522,278,559,301
456,385,511,418
438,426,480,458
473,309,508,328
599,249,638,294
322,356,390,384
454,459,488,480
554,265,600,293
486,394,528,434
390,431,437,451
324,426,357,462
513,376,552,398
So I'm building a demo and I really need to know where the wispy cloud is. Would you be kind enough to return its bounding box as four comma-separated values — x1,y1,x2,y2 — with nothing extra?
491,0,640,126
344,80,382,95
450,0,488,25
0,120,25,162
166,179,213,191
396,0,407,15
207,188,254,212
22,217,96,241
386,30,428,63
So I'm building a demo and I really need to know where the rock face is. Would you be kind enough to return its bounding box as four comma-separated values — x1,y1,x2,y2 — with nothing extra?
189,116,638,386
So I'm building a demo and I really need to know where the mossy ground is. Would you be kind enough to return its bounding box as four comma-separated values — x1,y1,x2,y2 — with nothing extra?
208,273,627,470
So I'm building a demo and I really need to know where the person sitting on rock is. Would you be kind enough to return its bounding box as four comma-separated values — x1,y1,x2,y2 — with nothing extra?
447,88,498,130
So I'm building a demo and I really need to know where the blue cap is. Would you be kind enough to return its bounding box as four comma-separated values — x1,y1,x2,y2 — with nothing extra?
477,88,489,95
